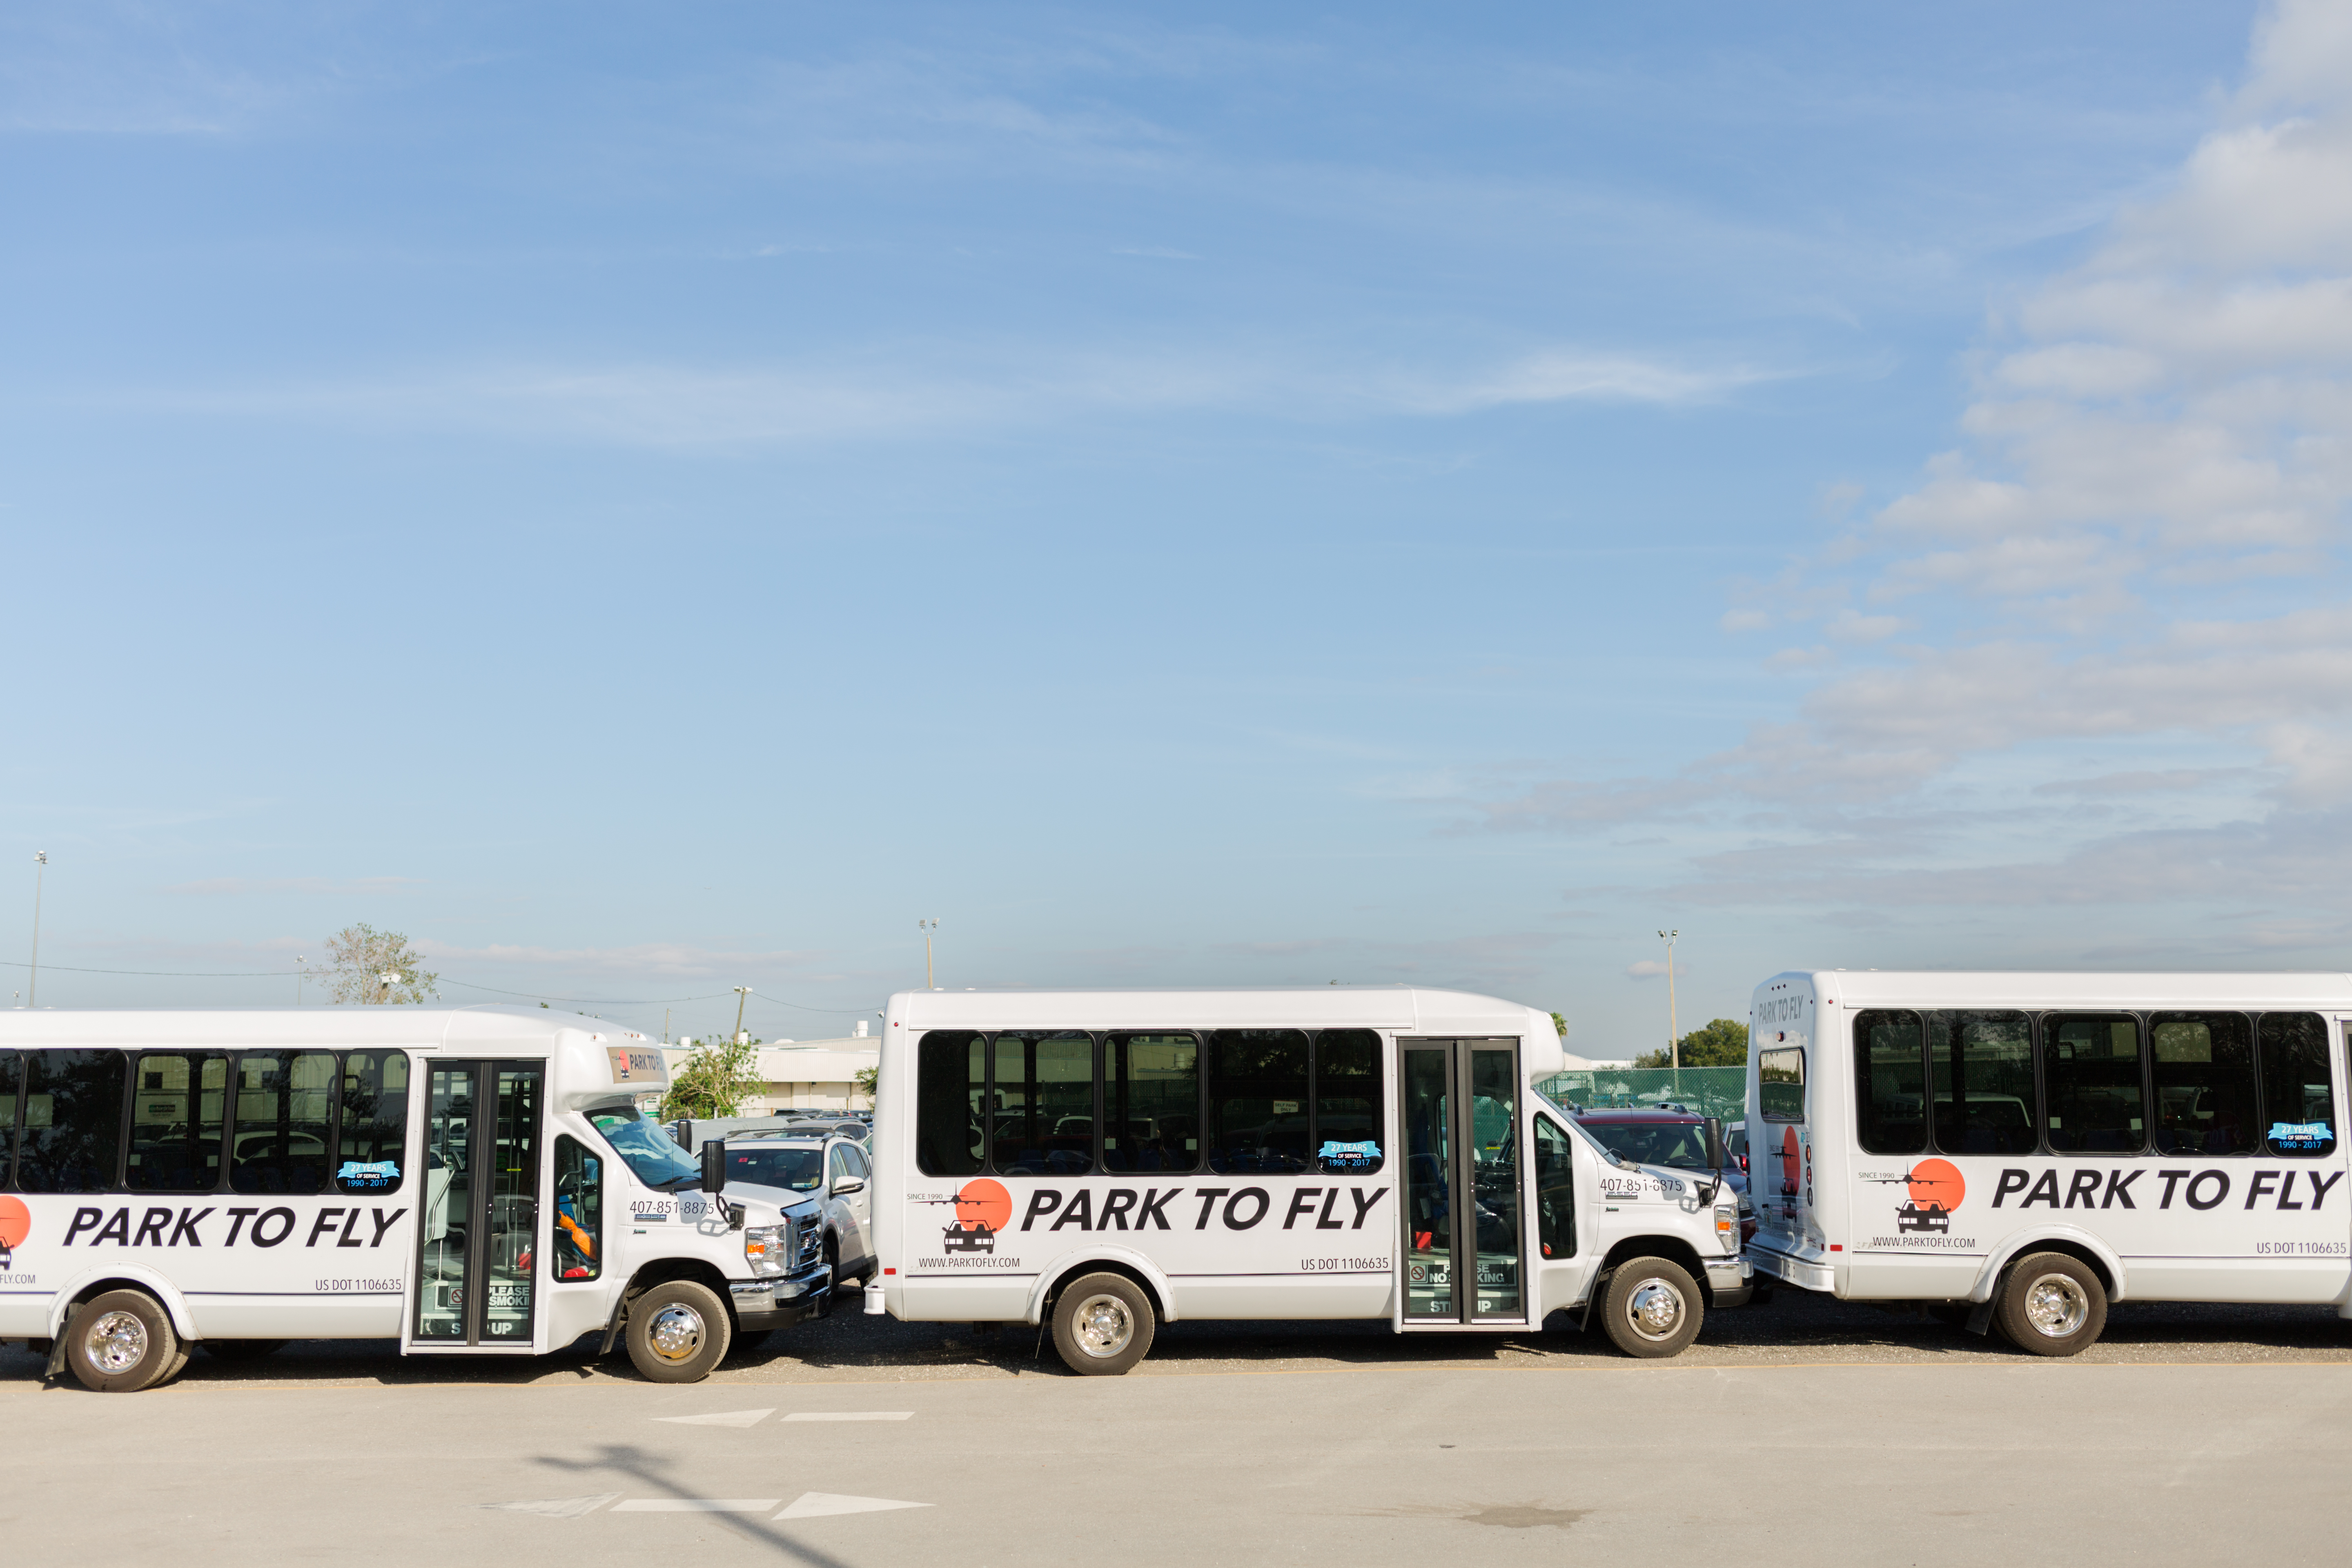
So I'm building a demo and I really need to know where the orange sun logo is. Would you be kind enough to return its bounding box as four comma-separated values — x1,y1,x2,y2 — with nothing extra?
0,1194,29,1269
953,1178,1011,1233
1907,1158,1964,1212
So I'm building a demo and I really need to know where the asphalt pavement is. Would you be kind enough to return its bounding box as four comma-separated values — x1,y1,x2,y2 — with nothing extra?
4,1292,2347,1564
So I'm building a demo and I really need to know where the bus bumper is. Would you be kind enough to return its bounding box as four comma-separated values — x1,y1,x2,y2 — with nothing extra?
729,1263,833,1332
1706,1255,1754,1308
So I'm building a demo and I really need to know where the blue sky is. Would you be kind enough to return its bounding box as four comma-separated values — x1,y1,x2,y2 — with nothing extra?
7,1,2348,1054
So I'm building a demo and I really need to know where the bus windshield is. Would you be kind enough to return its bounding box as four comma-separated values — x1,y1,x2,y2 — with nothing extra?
589,1107,703,1190
1580,1119,1714,1169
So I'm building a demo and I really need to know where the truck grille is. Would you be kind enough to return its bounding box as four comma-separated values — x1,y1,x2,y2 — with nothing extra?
796,1220,824,1270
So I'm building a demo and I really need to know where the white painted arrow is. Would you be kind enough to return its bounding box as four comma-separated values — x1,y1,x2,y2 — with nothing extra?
655,1408,776,1428
480,1494,620,1518
775,1493,931,1520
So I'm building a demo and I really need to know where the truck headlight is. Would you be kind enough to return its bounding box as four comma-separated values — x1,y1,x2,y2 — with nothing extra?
744,1224,789,1277
1714,1206,1738,1249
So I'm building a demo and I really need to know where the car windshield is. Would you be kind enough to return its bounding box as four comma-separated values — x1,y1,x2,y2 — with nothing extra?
588,1107,703,1190
725,1144,824,1192
1580,1119,1714,1169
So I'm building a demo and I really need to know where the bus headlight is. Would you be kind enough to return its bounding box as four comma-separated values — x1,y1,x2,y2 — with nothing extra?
1714,1206,1738,1249
744,1224,790,1277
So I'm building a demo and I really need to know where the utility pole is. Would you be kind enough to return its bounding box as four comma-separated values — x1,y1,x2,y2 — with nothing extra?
662,1006,671,1045
28,852,46,1009
296,956,305,1005
918,917,939,990
1658,929,1680,1091
733,986,752,1043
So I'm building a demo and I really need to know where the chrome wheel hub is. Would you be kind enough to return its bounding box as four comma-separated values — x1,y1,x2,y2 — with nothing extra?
2023,1273,2088,1338
1625,1278,1685,1341
85,1310,149,1374
1073,1294,1134,1358
648,1303,706,1363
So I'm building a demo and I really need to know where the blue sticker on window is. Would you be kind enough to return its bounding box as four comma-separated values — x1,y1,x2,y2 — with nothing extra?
2269,1121,2333,1148
339,1159,401,1189
1319,1139,1381,1169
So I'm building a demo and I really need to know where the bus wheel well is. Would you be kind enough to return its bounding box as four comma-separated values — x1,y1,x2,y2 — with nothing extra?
59,1278,176,1329
1995,1240,2115,1298
621,1260,737,1324
1039,1260,1165,1324
1597,1237,1715,1305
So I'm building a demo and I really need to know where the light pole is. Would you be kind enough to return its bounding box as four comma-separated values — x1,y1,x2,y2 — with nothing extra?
733,986,752,1043
1657,929,1680,1090
28,851,46,1009
918,917,939,990
378,970,402,1004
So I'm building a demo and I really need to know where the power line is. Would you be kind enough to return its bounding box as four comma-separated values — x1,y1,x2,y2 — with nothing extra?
0,957,878,1016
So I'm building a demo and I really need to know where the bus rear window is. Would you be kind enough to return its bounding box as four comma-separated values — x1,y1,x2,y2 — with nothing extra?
1758,1047,1804,1123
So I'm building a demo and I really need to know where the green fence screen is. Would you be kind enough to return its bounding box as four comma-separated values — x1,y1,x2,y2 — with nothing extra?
1534,1065,1748,1123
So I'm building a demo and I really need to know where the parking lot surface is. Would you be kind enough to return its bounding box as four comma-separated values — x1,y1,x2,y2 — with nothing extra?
4,1294,2348,1564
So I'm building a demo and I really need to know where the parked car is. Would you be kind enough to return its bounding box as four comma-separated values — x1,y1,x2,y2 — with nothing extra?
718,1131,877,1294
1574,1107,1755,1243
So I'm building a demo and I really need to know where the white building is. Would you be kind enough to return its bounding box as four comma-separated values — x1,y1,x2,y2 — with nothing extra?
662,1021,880,1114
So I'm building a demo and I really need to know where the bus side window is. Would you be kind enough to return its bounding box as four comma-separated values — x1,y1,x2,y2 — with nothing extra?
552,1135,602,1281
1532,1115,1576,1260
992,1031,1095,1176
1206,1030,1310,1175
1102,1032,1200,1174
2044,1015,2145,1154
1853,1010,1927,1156
914,1030,984,1178
2149,1013,2256,1156
1313,1029,1383,1175
2258,1013,2337,1157
16,1049,127,1193
127,1051,228,1192
232,1051,337,1194
337,1051,410,1194
0,1049,16,1188
1930,1011,2036,1156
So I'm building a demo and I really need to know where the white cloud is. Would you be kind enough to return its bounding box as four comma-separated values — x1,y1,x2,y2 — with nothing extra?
1471,1,2352,950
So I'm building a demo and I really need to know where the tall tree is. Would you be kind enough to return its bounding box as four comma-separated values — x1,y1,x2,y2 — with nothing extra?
661,1036,764,1120
310,924,440,1005
1635,1018,1749,1069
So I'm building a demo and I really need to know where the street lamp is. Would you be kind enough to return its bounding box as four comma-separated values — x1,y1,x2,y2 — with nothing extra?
1657,929,1680,1084
918,917,939,990
733,985,753,1044
27,851,46,1009
379,970,403,1004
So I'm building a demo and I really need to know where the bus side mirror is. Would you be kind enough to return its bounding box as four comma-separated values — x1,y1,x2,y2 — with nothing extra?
701,1140,728,1195
1706,1118,1725,1173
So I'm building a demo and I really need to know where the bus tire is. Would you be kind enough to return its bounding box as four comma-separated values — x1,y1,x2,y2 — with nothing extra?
1599,1258,1704,1359
625,1280,733,1383
1050,1272,1155,1376
202,1339,288,1361
66,1289,180,1393
1993,1253,2106,1356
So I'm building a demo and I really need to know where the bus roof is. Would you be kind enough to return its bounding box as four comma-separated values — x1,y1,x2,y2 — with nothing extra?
0,1004,642,1051
1758,971,2352,1009
887,985,1547,1035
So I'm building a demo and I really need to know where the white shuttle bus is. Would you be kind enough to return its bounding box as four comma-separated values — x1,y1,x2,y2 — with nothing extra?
0,1007,833,1392
1744,971,2352,1354
864,987,1751,1371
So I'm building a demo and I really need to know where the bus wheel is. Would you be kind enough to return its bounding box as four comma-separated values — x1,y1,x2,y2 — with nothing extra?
66,1290,180,1393
625,1281,733,1383
202,1339,287,1361
1599,1258,1704,1359
1051,1273,1155,1376
1993,1254,2106,1356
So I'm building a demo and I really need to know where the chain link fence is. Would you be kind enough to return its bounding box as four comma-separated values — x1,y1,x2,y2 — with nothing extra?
1534,1065,1747,1122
